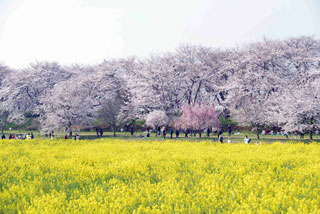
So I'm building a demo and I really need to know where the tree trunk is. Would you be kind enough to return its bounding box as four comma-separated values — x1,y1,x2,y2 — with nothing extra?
68,125,72,137
193,81,202,104
309,131,313,140
300,133,304,139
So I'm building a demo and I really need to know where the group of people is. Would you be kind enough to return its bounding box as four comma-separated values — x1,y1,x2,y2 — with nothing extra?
45,131,55,139
140,126,253,144
1,133,34,140
148,127,229,140
215,135,252,144
155,127,179,139
95,128,104,137
64,133,80,140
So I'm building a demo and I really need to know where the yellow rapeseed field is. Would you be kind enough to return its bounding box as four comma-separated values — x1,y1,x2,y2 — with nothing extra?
1,139,320,214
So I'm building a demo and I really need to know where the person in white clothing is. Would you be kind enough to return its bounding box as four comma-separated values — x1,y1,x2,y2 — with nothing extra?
244,135,251,144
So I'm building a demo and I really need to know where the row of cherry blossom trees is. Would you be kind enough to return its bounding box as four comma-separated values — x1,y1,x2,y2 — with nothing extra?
0,36,319,138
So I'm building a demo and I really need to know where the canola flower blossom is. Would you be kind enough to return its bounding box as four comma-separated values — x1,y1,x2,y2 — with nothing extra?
1,139,320,213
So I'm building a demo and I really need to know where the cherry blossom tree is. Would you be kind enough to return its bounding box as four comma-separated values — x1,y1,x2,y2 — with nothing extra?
128,53,182,117
9,62,72,117
173,44,229,105
221,40,286,138
223,36,320,138
177,103,220,137
0,110,8,136
129,44,229,119
270,69,320,139
0,63,10,87
0,64,10,135
145,110,169,136
99,92,135,137
39,59,136,132
39,75,101,132
0,64,23,133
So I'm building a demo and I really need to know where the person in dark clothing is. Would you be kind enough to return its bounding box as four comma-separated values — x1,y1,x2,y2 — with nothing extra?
96,128,99,137
218,130,223,138
169,127,173,139
1,134,5,139
146,128,150,137
219,135,224,143
206,128,210,137
185,129,189,138
99,128,103,137
64,134,68,140
30,132,34,139
157,126,161,136
130,127,134,136
176,129,179,138
228,125,232,136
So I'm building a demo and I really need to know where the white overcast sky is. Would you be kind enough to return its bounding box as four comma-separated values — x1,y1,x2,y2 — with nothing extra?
0,0,319,68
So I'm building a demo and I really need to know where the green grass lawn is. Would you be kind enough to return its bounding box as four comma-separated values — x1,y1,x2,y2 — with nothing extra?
2,129,319,143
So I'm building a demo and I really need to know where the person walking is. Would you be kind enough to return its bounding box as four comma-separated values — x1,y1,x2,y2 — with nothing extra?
169,127,173,139
96,128,99,137
185,129,189,138
219,135,224,143
176,129,179,138
162,126,166,139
